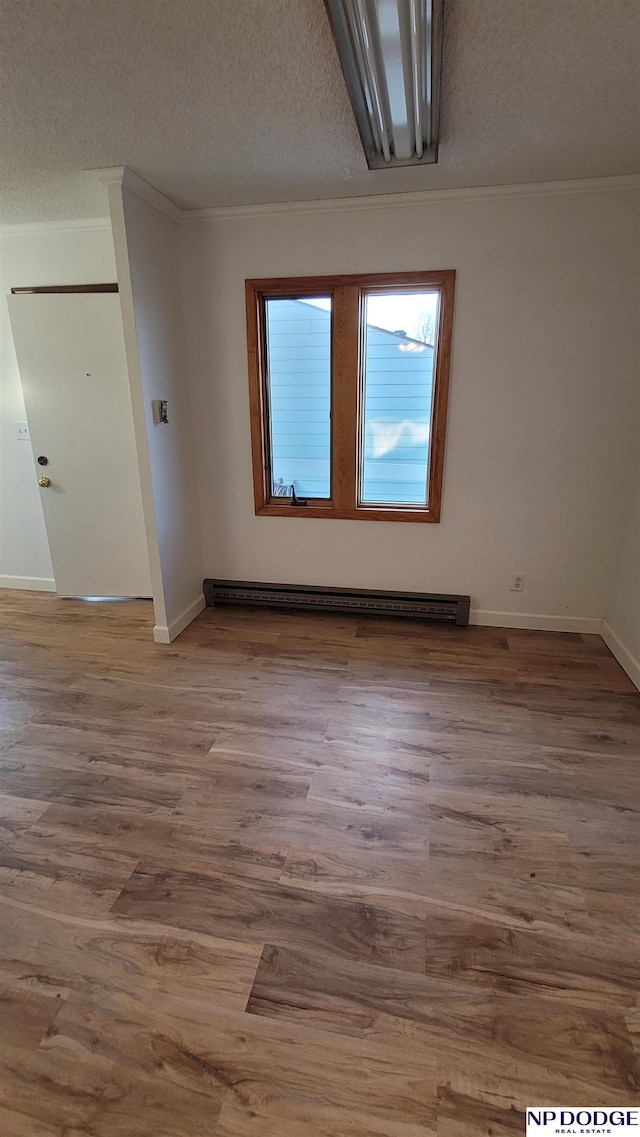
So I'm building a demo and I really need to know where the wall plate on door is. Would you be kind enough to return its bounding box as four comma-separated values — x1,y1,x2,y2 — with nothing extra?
16,421,30,440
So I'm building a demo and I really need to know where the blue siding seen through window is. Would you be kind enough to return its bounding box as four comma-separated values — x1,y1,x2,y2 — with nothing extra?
265,296,436,504
266,297,332,498
361,293,436,505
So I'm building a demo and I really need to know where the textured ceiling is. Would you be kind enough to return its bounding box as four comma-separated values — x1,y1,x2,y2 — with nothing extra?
0,0,638,223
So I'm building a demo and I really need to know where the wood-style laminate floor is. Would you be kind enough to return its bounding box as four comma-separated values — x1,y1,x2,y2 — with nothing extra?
0,590,638,1136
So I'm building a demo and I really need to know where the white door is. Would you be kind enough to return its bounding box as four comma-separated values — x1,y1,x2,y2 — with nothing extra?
8,291,151,597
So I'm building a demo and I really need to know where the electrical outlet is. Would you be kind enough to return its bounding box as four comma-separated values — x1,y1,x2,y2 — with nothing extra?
510,573,526,592
15,421,30,440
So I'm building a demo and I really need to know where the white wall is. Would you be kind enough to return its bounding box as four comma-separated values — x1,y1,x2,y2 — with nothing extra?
3,181,636,650
180,184,639,631
108,181,204,642
602,197,640,690
604,451,640,688
0,223,115,590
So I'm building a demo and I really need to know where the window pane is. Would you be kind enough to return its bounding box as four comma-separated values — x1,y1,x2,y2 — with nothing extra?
360,291,439,506
265,296,331,499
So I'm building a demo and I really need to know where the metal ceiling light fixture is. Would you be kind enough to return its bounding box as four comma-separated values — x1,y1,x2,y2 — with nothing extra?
324,0,444,168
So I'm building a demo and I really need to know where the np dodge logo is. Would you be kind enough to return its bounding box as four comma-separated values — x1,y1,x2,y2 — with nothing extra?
527,1109,639,1134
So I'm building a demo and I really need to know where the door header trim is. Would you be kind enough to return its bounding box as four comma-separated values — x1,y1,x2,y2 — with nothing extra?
10,283,118,294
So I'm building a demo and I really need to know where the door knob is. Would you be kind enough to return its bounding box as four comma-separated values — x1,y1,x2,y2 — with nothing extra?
37,476,51,488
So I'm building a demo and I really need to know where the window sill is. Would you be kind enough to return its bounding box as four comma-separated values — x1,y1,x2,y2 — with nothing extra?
256,503,441,523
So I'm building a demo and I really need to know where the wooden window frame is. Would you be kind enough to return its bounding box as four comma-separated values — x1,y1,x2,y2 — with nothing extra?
246,270,455,523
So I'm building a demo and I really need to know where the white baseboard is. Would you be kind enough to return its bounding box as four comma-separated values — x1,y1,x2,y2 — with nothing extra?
470,609,603,634
0,575,56,592
601,620,640,691
153,593,206,644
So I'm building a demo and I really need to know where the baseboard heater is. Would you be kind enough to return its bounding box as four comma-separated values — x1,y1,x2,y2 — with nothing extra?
203,579,470,626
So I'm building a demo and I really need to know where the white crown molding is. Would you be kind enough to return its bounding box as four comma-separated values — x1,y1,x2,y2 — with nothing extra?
3,172,637,234
181,173,640,223
84,165,128,186
85,166,183,223
0,216,110,236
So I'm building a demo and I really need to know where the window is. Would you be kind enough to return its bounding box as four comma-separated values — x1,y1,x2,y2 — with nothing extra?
246,270,455,522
